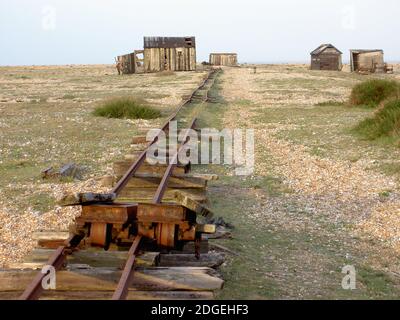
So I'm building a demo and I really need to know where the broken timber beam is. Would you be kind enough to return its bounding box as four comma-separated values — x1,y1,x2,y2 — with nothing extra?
174,191,213,218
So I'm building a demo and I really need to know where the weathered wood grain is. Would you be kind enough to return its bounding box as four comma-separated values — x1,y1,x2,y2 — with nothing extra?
6,249,159,269
0,267,224,292
0,290,214,300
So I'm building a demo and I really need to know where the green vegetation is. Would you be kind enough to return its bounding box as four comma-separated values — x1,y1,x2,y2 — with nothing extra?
0,65,204,214
357,266,398,298
29,192,55,213
93,97,161,120
62,94,76,100
349,79,400,108
353,99,400,141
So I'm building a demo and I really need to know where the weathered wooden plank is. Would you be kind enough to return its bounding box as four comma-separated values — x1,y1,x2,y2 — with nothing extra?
78,203,137,224
7,249,159,269
172,240,209,254
203,226,232,240
33,231,70,241
196,224,216,234
32,231,71,249
174,191,213,217
114,161,186,177
159,253,225,268
117,188,208,204
0,290,214,300
137,203,186,223
0,267,224,292
131,172,217,181
131,136,148,144
126,176,207,189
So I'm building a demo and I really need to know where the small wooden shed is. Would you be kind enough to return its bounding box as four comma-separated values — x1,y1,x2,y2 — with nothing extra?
310,44,343,71
116,51,144,75
143,36,196,72
350,49,385,73
209,53,238,66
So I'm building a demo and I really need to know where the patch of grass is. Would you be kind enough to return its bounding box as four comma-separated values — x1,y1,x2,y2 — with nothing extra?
353,99,400,141
379,190,392,198
216,174,290,196
62,94,76,100
357,266,397,298
209,191,283,299
235,99,253,106
349,79,400,108
378,163,400,176
315,100,345,107
17,75,30,79
28,192,55,213
93,97,161,120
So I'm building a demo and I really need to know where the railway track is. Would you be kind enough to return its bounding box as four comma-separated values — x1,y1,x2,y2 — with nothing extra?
10,68,224,301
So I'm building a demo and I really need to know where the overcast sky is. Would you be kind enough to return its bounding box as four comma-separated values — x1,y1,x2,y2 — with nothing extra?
0,0,399,65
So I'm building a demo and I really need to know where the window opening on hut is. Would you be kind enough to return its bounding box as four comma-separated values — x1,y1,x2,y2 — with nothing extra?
185,38,192,46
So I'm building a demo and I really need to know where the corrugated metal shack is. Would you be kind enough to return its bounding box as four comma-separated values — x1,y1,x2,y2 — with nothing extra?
350,49,386,73
310,44,343,71
209,53,238,66
143,36,196,72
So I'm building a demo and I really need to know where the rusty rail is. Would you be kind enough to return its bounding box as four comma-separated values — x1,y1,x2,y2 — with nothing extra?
112,117,199,300
19,68,221,301
111,117,198,300
153,117,197,204
111,70,220,300
112,69,218,196
19,234,84,300
111,235,143,300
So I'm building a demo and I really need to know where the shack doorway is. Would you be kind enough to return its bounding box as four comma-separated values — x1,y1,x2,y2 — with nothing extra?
134,50,145,74
177,49,184,71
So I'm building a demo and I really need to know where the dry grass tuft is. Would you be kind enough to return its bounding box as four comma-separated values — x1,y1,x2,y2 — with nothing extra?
349,79,400,108
93,97,161,120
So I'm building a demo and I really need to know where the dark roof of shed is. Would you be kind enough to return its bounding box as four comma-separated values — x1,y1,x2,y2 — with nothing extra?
144,37,196,48
311,44,343,55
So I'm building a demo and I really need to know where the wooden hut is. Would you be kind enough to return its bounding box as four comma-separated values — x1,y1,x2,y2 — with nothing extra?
310,44,343,71
209,53,238,66
350,49,386,73
116,51,144,75
143,36,196,72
